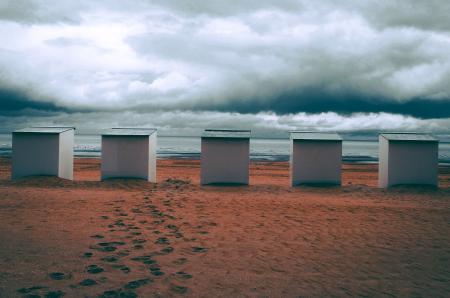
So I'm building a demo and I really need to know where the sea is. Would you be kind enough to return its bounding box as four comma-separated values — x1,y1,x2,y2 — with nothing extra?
1,134,450,164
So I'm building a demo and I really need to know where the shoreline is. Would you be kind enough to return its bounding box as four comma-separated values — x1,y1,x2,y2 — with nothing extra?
2,153,450,165
0,150,380,162
2,152,450,163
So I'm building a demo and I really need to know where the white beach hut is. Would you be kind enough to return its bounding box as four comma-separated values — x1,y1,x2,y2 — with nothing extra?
378,133,438,188
290,132,342,186
201,129,250,185
12,127,75,180
101,128,157,182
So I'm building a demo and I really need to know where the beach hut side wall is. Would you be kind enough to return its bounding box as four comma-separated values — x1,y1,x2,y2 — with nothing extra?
12,133,60,179
290,140,342,185
378,135,390,188
387,141,438,187
201,138,249,185
147,132,157,183
101,136,152,181
58,129,74,180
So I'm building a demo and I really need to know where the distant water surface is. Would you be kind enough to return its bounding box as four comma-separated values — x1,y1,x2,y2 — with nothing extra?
0,134,449,164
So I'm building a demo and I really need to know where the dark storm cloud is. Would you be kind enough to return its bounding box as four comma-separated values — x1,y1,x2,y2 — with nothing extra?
187,90,450,119
0,88,67,116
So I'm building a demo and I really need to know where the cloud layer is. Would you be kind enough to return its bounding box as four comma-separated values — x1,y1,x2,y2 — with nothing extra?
0,1,450,134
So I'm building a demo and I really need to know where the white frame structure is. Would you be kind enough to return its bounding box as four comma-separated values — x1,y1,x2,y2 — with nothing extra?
201,129,250,185
101,128,157,182
378,133,438,188
12,127,75,180
290,132,342,186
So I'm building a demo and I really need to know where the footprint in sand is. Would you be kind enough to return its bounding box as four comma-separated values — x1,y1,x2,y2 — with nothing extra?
99,246,117,252
93,241,126,252
166,224,178,230
130,255,156,265
132,238,146,249
44,290,65,298
112,264,131,274
155,237,170,245
171,285,188,294
117,251,130,257
113,220,125,227
143,258,156,265
174,232,184,238
48,272,71,281
160,246,174,255
132,238,146,244
175,271,193,280
98,289,137,298
192,247,208,253
149,266,165,277
83,252,93,258
101,256,119,263
90,234,105,239
79,279,97,286
173,258,188,265
150,211,164,218
17,286,48,294
124,278,152,289
86,265,104,274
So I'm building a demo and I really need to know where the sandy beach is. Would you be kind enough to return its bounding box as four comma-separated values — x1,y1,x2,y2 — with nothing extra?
0,157,449,297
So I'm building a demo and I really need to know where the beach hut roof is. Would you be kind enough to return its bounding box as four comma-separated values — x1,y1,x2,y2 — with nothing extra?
102,128,157,136
14,127,75,134
380,132,438,142
202,129,251,139
290,131,342,141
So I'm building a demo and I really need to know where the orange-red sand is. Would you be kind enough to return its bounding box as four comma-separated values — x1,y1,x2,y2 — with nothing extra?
0,157,449,297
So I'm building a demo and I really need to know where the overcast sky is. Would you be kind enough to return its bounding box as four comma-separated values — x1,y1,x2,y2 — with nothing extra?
1,0,450,136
